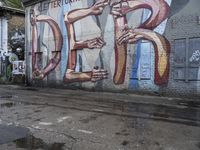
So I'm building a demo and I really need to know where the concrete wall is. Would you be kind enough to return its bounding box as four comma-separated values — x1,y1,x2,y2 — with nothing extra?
0,17,8,57
24,0,200,96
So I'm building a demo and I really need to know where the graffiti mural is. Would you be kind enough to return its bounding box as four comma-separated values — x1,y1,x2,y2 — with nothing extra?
27,0,171,88
30,9,63,79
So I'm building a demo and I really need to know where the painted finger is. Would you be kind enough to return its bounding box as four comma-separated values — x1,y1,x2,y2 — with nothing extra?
93,71,108,76
97,37,105,44
92,73,108,77
123,24,129,31
111,10,122,17
118,38,129,45
96,40,105,46
97,42,105,48
128,38,138,44
96,2,105,8
99,7,104,12
93,73,108,78
93,71,108,75
92,75,108,81
110,0,121,7
93,69,108,72
96,43,103,48
117,34,125,43
96,0,107,5
96,39,103,45
88,43,96,49
118,33,131,44
135,35,144,39
89,40,98,46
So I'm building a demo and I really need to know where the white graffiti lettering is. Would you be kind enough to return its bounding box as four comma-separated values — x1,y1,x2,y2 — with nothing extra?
189,50,200,62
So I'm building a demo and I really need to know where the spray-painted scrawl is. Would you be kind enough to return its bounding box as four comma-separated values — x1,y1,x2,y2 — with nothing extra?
30,0,170,86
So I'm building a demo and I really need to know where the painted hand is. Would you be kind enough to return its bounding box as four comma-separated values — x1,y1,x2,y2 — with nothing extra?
110,0,129,18
86,37,106,49
91,66,108,82
32,69,44,79
117,27,143,44
91,0,109,15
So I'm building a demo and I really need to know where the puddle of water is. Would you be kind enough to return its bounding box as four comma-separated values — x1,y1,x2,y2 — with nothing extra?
0,102,16,108
0,125,65,150
0,125,29,145
14,134,65,150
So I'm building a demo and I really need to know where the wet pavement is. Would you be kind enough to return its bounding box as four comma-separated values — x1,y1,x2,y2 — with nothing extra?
0,85,200,150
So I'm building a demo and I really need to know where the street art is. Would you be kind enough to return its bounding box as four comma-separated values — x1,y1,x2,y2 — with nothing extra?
30,9,63,79
30,0,171,86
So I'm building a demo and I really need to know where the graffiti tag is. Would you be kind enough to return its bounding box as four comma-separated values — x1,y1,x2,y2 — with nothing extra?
189,50,200,62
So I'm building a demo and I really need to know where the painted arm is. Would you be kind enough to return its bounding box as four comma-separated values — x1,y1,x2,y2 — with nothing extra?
113,16,128,84
64,67,108,83
63,0,109,83
110,1,129,84
65,0,108,23
65,22,105,51
31,13,38,72
111,0,170,29
64,0,107,51
31,14,63,79
117,28,170,85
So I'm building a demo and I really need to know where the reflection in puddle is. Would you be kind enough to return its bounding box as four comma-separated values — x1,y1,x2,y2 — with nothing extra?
0,124,65,149
14,134,65,150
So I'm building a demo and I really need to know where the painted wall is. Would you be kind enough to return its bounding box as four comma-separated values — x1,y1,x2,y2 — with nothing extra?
25,0,200,96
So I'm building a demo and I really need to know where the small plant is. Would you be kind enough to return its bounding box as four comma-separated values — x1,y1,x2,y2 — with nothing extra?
0,0,23,9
